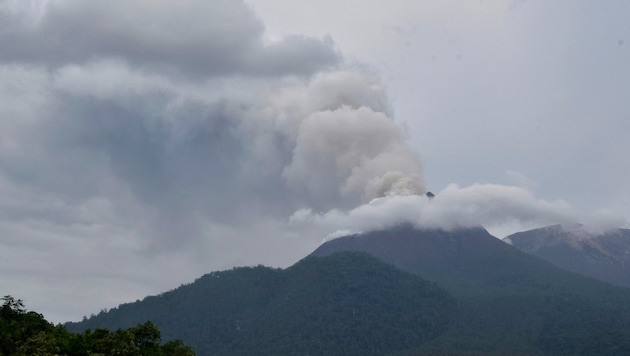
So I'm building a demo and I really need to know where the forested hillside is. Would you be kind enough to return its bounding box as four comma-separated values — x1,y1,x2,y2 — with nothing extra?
312,225,630,354
67,252,456,355
66,226,630,355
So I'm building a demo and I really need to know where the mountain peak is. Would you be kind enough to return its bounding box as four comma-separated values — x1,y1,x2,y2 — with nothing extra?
506,225,630,288
504,224,593,249
64,223,630,355
310,224,576,298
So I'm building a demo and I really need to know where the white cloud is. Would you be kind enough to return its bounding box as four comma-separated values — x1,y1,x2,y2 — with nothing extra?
290,183,625,239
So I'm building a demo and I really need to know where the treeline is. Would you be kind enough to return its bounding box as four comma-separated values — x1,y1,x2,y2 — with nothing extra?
0,295,194,356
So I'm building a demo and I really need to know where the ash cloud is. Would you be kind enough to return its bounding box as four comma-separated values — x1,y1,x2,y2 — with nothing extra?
0,0,339,78
0,0,425,292
283,106,425,210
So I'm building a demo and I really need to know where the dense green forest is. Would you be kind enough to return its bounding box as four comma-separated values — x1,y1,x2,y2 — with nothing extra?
68,252,457,355
67,227,630,355
313,226,630,354
0,295,194,355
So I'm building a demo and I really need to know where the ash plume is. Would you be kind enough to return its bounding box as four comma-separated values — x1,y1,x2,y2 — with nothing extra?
0,0,426,252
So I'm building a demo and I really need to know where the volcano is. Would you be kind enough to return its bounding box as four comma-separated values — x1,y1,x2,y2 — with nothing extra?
309,224,620,298
66,224,630,355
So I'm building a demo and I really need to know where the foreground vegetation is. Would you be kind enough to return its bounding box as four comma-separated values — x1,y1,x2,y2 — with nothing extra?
0,295,194,355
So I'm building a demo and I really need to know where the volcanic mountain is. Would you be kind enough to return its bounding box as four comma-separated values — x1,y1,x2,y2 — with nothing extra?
310,224,630,353
310,224,591,297
504,224,630,288
67,224,630,355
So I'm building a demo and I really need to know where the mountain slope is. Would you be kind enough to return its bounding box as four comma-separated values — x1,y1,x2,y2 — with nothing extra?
66,251,456,355
311,224,630,354
311,224,597,297
66,225,630,355
505,224,630,288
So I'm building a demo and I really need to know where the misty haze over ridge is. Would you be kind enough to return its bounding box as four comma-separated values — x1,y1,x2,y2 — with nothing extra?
0,0,628,323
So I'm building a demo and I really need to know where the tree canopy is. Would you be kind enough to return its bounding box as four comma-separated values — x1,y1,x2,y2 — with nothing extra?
0,295,195,356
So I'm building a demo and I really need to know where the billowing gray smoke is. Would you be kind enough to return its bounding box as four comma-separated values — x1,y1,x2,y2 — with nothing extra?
0,0,425,250
0,0,432,322
278,77,426,209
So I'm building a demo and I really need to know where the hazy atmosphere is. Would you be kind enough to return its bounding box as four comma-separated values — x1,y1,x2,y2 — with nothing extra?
1,0,628,323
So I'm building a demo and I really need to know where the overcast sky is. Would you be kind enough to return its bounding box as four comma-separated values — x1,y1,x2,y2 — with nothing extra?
1,0,628,323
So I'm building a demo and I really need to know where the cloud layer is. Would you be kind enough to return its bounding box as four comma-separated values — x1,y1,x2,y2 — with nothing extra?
291,183,626,242
0,0,339,77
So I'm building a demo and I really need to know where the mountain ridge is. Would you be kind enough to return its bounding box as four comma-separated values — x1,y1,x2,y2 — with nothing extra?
505,224,630,288
310,224,590,297
66,224,630,354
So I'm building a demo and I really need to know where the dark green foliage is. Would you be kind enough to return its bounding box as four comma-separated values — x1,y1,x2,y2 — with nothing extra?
65,225,630,355
0,295,195,355
67,265,285,353
231,252,456,355
1,295,57,355
311,225,630,354
67,252,457,355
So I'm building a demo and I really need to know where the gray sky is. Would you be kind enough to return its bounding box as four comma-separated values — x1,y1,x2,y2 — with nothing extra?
1,0,628,323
